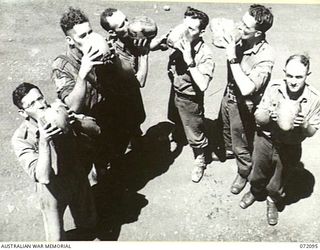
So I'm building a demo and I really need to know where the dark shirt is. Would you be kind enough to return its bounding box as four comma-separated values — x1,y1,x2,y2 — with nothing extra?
51,46,103,115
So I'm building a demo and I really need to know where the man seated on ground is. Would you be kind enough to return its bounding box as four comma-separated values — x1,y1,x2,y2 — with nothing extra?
239,54,320,226
11,82,100,240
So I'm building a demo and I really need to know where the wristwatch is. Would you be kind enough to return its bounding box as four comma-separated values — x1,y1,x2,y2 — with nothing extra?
229,58,240,64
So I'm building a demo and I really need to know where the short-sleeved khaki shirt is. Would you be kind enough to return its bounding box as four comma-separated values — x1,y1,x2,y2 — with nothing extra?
168,39,215,96
255,79,320,144
226,38,275,105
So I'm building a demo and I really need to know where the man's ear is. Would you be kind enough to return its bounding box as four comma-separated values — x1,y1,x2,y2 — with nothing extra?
65,36,75,46
18,109,28,119
199,29,205,37
254,30,262,37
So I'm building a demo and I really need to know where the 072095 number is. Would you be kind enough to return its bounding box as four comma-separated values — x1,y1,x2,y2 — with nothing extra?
300,244,318,248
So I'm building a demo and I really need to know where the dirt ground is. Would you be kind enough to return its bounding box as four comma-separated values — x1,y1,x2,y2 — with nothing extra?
1,0,320,243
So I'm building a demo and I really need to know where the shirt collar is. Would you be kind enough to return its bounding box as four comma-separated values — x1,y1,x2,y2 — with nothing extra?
193,38,204,55
278,79,309,102
243,37,267,55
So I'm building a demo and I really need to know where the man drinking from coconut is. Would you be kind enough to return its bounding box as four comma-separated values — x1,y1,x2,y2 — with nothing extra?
217,4,275,195
239,54,320,226
100,8,164,87
51,7,114,182
52,7,140,182
11,82,100,240
100,8,158,150
166,7,214,183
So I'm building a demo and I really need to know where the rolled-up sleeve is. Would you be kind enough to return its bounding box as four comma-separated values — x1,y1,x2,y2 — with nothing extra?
11,135,38,182
307,99,320,130
51,58,76,101
249,61,274,92
196,45,215,82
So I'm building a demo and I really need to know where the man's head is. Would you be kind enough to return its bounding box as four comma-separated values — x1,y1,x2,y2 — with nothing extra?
183,7,209,42
284,54,311,95
12,82,48,120
60,7,92,51
239,4,273,40
100,8,129,38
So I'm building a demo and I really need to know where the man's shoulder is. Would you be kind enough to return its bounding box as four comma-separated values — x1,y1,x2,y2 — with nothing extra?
199,42,213,56
12,121,29,144
257,41,275,62
52,54,79,72
306,83,320,100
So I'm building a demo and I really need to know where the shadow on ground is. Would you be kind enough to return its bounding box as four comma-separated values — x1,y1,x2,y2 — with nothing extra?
74,121,183,240
204,118,229,163
282,162,315,206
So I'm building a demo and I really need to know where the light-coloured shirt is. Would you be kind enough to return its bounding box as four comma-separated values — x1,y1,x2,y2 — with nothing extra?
226,37,274,105
255,79,320,144
11,114,100,182
168,39,215,96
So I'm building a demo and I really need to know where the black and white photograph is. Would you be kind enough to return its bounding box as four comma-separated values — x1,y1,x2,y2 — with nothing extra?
1,0,320,245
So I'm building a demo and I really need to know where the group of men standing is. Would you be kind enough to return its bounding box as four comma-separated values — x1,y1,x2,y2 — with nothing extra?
11,3,320,241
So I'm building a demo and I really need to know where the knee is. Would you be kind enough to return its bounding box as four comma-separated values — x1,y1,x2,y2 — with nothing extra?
233,146,251,160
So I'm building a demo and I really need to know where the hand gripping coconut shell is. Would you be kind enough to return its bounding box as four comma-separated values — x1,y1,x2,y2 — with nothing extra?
276,99,302,131
166,23,191,49
41,102,71,134
210,18,242,49
128,16,158,40
81,32,115,62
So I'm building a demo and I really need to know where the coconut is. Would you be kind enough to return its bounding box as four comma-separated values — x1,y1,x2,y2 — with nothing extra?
276,99,301,131
210,18,242,49
42,104,71,134
128,16,158,40
166,23,191,49
81,32,113,62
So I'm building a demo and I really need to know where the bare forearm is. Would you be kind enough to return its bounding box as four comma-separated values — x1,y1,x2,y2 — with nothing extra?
229,64,256,96
64,75,87,112
189,67,210,92
136,54,149,87
73,115,101,136
302,123,317,137
35,139,53,184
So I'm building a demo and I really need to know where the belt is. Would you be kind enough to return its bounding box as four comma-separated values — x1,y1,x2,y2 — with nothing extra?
175,91,203,102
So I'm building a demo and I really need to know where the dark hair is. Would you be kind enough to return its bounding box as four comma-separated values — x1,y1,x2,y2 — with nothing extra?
184,6,209,31
249,4,273,33
100,8,118,31
60,7,89,35
12,82,41,109
285,54,310,72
